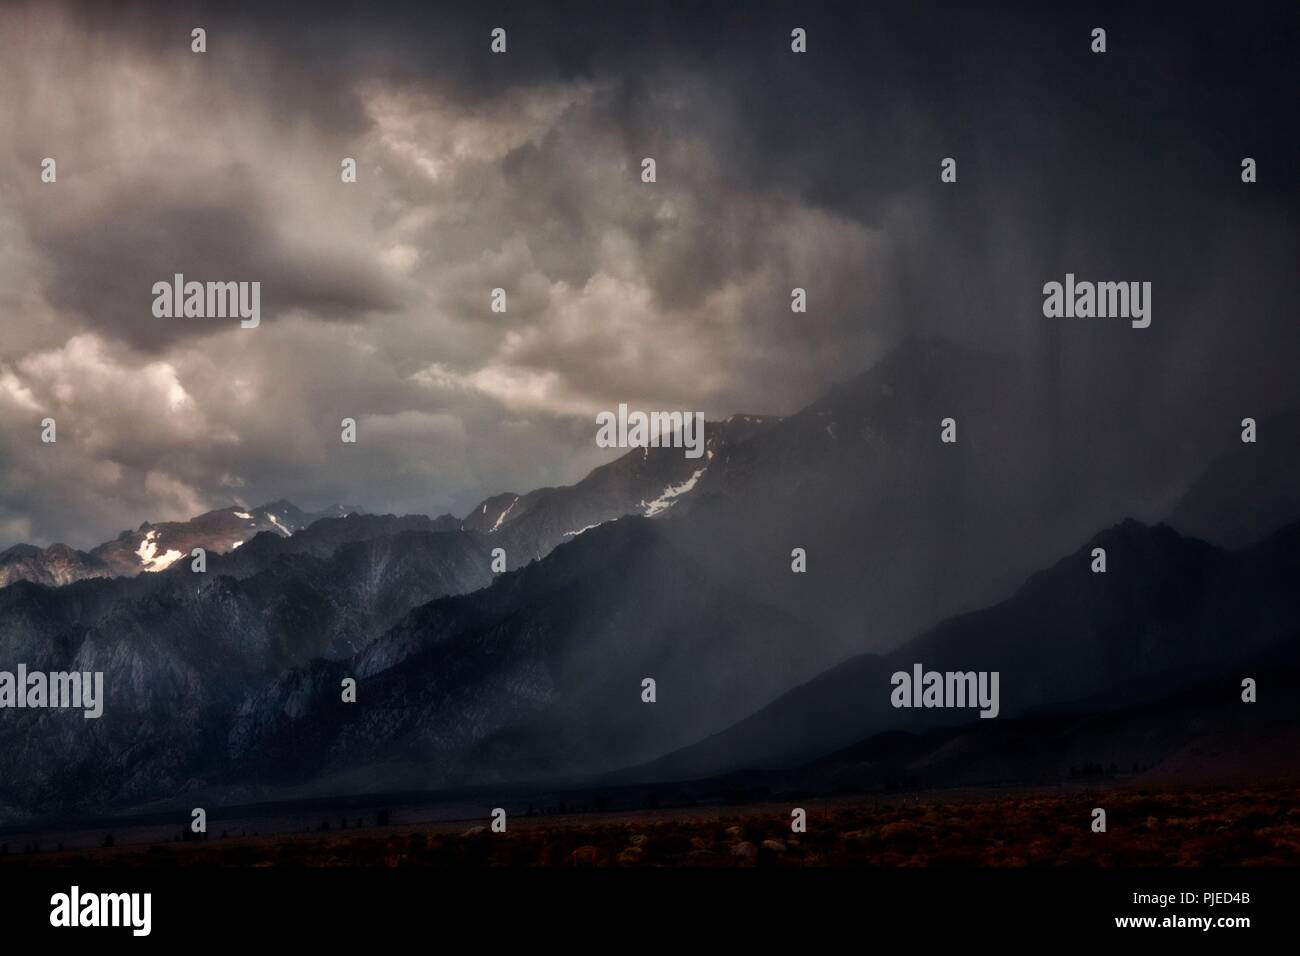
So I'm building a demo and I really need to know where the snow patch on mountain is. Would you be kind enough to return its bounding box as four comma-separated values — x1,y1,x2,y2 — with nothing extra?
135,530,183,572
490,496,519,533
266,513,292,536
641,468,706,517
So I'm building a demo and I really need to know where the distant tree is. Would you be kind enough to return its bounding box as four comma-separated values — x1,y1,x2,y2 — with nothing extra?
377,809,390,827
103,834,114,848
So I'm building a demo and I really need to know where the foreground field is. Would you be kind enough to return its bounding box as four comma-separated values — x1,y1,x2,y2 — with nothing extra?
6,784,1298,868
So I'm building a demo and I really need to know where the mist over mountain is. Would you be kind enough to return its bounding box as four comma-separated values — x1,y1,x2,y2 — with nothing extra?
222,512,1300,802
625,518,1300,784
649,335,1279,660
0,334,1296,824
655,633,1300,798
1167,413,1300,549
223,518,827,794
465,414,776,561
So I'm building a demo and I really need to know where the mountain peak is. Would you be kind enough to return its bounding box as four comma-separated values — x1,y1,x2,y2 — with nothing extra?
1088,518,1186,552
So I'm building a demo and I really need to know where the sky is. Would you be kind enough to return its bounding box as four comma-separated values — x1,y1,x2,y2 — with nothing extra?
0,0,1295,549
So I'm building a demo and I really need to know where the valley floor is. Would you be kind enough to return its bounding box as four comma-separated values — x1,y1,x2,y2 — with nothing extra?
4,782,1296,868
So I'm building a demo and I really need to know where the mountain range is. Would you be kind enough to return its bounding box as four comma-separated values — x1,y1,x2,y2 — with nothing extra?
0,414,772,590
622,518,1300,784
0,500,352,588
0,338,1295,823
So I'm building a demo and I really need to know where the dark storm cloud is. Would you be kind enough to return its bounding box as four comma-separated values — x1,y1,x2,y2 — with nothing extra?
0,0,1295,548
29,176,403,350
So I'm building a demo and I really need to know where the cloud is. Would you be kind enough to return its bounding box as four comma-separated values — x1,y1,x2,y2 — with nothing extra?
0,0,1295,549
1,5,403,352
